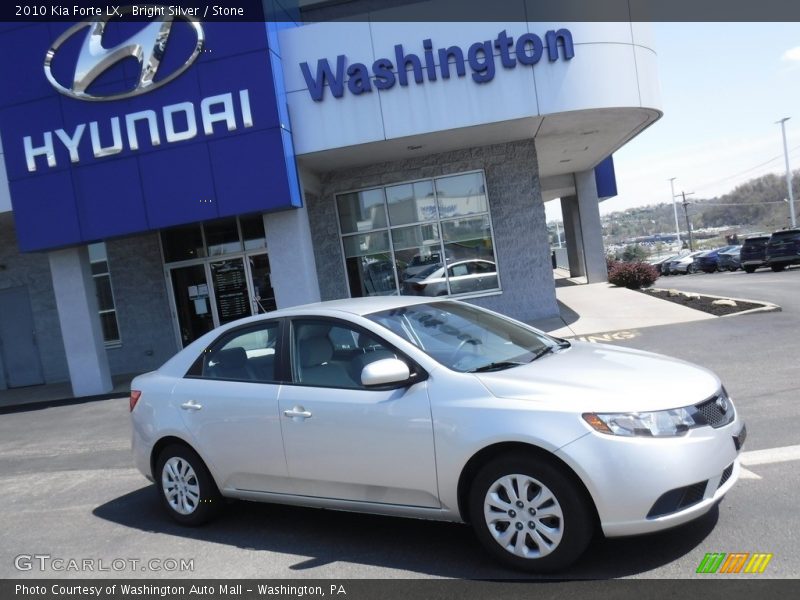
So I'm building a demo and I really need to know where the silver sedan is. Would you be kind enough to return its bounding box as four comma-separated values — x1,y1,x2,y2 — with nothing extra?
130,297,745,571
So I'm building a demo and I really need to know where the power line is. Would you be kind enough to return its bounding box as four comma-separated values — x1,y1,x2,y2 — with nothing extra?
698,200,789,207
692,144,800,192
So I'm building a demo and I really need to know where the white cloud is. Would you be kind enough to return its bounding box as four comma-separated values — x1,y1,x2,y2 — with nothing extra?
782,47,800,61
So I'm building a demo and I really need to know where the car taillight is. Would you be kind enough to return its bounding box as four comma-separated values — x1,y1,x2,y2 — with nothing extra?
130,390,142,412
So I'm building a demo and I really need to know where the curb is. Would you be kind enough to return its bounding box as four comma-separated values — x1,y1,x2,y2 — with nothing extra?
0,391,127,415
650,288,781,317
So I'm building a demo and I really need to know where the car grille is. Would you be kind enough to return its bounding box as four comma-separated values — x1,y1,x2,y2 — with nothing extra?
695,394,734,428
718,463,734,489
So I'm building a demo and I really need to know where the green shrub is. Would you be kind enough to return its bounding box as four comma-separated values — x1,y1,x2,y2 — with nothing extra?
608,261,660,289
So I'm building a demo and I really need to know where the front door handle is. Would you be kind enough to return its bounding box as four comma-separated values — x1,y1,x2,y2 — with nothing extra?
181,400,203,411
283,406,312,420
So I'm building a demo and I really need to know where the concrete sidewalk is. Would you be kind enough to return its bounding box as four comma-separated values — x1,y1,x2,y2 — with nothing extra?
532,270,715,337
0,374,134,412
1,273,716,410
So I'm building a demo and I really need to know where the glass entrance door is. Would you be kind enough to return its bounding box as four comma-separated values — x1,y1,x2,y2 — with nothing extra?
169,265,215,347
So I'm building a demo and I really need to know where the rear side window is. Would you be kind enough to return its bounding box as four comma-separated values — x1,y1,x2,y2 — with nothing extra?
770,230,800,242
190,322,280,383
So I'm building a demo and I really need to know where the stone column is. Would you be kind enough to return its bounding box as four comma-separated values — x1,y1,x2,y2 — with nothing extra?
575,169,608,283
560,195,586,278
48,246,112,397
263,203,321,309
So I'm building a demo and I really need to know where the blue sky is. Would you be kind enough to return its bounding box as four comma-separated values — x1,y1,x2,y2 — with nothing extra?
546,22,800,221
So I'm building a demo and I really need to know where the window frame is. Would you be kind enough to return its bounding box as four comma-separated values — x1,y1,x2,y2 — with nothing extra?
335,170,502,300
88,242,122,347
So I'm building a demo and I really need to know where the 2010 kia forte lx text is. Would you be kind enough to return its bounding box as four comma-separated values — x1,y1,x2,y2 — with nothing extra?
130,297,745,571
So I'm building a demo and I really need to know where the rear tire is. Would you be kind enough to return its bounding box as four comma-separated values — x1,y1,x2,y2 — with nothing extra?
771,264,786,272
155,444,222,525
469,455,593,572
743,265,756,273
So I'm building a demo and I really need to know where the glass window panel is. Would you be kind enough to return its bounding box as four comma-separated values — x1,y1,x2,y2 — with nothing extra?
88,242,107,264
99,312,120,343
435,172,488,219
441,215,492,244
240,214,267,250
336,188,387,234
249,254,276,313
345,253,398,297
90,261,108,276
342,231,390,258
391,224,446,295
161,225,205,263
95,275,115,311
386,180,436,225
205,218,242,256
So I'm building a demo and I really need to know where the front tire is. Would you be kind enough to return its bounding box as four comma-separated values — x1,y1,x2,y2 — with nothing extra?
743,265,756,273
771,264,786,272
468,455,593,572
155,444,222,525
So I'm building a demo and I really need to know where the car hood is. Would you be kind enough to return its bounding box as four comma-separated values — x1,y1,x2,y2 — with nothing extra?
473,341,720,413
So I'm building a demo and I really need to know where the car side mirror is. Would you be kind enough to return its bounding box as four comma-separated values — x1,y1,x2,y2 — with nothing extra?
361,358,411,387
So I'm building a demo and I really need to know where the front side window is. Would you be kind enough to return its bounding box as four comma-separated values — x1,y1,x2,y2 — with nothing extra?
368,302,558,373
291,320,398,389
199,322,280,383
337,172,499,299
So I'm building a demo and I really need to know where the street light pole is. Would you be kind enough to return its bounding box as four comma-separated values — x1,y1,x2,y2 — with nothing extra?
668,177,681,246
776,117,796,228
676,191,695,251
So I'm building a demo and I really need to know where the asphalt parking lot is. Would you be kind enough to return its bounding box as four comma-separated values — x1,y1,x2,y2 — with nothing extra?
1,268,798,580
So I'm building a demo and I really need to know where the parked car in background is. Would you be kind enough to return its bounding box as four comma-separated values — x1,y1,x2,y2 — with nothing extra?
717,246,742,271
669,251,704,274
765,229,800,272
649,254,678,273
694,246,738,273
740,235,770,273
402,259,498,296
130,297,745,572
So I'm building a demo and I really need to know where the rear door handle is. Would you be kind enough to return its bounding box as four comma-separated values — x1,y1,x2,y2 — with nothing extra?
181,400,203,411
283,406,312,420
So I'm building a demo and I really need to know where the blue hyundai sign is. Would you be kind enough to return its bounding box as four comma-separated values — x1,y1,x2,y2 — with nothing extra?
0,16,300,252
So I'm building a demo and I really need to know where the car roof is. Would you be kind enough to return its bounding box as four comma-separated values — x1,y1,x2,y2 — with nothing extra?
263,295,442,318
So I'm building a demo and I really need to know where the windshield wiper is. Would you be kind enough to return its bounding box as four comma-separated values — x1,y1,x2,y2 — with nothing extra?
469,361,527,373
529,345,558,362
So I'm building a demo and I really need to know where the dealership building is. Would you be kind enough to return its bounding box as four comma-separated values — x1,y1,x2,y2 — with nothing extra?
0,5,661,397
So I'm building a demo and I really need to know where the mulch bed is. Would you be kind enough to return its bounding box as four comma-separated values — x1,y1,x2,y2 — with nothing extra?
639,288,763,316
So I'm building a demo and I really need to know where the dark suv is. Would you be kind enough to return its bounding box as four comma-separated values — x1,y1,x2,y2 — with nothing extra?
740,235,770,273
765,229,800,271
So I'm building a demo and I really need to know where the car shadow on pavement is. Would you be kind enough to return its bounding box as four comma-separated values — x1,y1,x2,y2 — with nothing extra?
93,485,720,579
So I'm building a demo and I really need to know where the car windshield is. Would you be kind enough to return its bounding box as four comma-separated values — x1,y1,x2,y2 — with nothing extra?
367,301,561,372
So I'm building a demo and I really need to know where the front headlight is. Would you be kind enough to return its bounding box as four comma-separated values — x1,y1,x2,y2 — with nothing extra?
582,407,700,437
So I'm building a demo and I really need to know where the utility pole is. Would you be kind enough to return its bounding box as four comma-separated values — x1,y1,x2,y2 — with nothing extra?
555,220,563,248
676,191,695,251
668,177,682,246
776,117,796,228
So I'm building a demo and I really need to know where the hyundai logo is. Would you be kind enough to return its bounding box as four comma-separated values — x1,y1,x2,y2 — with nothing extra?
44,9,204,101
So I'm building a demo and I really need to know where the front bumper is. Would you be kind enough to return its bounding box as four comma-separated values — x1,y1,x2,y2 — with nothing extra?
556,417,744,537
